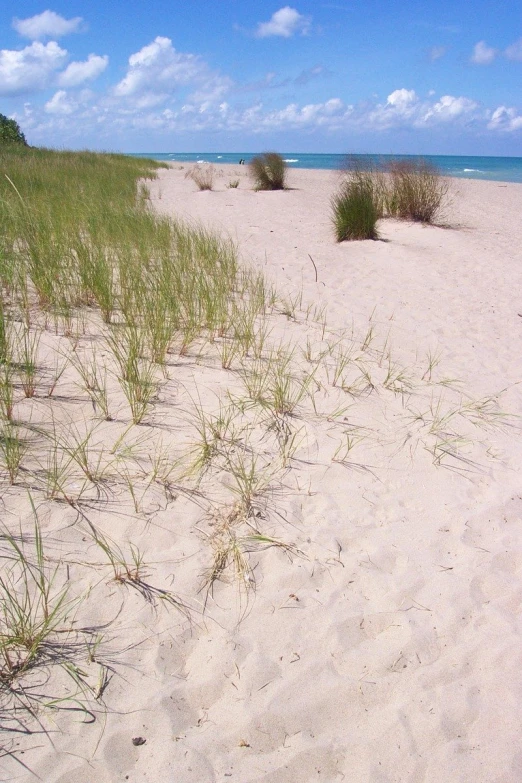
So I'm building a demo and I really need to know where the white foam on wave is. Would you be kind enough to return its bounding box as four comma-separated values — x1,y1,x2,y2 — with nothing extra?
463,168,482,172
217,155,222,158
284,158,299,163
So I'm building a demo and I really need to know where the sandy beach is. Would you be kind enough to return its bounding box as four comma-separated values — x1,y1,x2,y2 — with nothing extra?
6,164,522,783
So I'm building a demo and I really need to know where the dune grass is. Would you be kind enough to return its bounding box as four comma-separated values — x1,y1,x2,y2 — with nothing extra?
185,163,215,191
0,144,272,739
333,156,450,240
332,178,381,241
249,152,287,191
385,158,449,223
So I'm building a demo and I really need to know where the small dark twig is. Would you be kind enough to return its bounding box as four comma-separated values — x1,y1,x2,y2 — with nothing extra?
308,254,318,283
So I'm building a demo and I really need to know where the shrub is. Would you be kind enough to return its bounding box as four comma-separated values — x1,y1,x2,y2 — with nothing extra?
249,152,287,191
0,113,28,146
227,179,240,189
185,164,215,191
386,158,448,223
332,165,381,242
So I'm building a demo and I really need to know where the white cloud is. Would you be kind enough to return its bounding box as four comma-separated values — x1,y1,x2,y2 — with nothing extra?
505,37,522,61
251,97,349,129
420,94,478,124
387,88,417,109
470,41,496,64
13,10,84,40
364,89,418,130
488,105,522,132
363,89,480,131
11,63,521,145
113,36,232,105
256,7,310,38
58,54,108,87
0,41,67,96
45,89,77,114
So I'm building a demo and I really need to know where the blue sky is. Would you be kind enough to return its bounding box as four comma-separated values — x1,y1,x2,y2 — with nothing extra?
1,2,521,154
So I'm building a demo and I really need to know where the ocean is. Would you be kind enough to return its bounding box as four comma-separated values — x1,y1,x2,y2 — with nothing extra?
127,152,522,184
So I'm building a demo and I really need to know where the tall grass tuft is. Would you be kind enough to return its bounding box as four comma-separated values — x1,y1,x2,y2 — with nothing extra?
385,158,449,223
185,164,215,191
332,177,380,241
249,152,287,191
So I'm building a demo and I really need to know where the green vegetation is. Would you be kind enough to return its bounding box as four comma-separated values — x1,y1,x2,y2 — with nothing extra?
249,151,287,190
331,173,381,241
333,156,450,240
0,114,28,146
385,158,449,223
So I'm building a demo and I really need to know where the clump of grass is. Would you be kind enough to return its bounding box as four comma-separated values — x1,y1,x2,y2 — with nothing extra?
227,179,240,189
0,362,15,422
85,521,188,613
0,501,105,720
332,178,380,241
106,326,158,424
185,164,215,191
249,152,287,191
201,502,301,609
0,423,28,484
14,323,41,398
385,158,449,223
71,347,112,420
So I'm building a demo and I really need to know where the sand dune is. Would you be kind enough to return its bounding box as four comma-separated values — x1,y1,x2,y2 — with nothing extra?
9,166,522,782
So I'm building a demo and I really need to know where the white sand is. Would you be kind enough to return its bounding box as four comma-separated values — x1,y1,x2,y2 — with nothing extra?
9,166,522,782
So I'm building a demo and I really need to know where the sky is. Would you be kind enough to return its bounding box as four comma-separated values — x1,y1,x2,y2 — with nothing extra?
1,1,521,155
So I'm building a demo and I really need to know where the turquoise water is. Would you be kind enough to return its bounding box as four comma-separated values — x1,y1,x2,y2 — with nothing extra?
128,152,522,184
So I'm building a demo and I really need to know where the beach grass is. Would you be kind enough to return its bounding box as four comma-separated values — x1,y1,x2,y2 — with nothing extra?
249,152,287,190
332,178,381,241
385,158,449,223
185,163,216,191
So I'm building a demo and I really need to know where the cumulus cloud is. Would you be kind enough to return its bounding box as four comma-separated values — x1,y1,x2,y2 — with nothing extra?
58,53,108,87
421,94,478,123
13,10,84,40
364,89,480,131
505,37,522,61
470,41,496,64
387,88,417,109
255,7,310,38
12,66,521,146
114,37,232,105
45,89,77,114
488,105,522,132
252,97,349,129
113,89,482,136
0,41,67,96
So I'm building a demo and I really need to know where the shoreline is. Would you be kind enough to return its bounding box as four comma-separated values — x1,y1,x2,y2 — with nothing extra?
167,159,522,185
131,151,522,184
